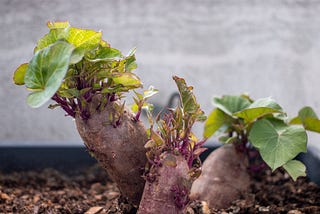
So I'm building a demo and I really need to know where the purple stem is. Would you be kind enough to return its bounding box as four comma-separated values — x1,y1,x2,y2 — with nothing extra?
248,162,267,172
52,94,75,118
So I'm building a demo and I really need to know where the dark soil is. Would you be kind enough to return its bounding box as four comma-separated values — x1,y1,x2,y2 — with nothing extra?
0,165,319,214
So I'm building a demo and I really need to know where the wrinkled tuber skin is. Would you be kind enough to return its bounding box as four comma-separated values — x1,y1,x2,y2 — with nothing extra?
138,154,191,214
190,144,250,209
75,97,147,206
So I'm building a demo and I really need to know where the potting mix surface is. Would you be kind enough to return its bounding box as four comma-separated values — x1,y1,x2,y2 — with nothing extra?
0,165,319,214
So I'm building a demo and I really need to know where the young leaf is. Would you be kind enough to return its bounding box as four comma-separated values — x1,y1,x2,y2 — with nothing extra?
173,76,198,114
204,108,233,138
290,106,320,133
112,73,142,88
131,103,139,113
143,86,159,99
233,97,283,123
13,63,28,85
249,118,307,171
213,95,251,116
24,41,75,108
283,160,306,181
86,46,122,62
303,118,320,133
67,27,102,64
298,106,318,120
125,55,138,71
67,27,102,49
149,129,165,147
34,27,70,53
173,76,206,123
47,21,70,29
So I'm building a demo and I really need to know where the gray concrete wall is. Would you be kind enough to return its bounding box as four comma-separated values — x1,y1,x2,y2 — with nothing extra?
1,0,320,149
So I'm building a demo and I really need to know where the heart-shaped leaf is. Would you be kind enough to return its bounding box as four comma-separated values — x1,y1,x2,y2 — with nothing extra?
290,106,320,133
249,118,307,170
283,160,306,181
34,23,102,64
24,41,75,108
213,95,251,116
204,108,233,138
233,97,283,123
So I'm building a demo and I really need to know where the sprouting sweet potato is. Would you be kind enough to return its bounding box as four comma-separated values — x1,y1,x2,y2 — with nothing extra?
190,144,250,209
138,154,191,214
137,76,206,213
75,97,148,206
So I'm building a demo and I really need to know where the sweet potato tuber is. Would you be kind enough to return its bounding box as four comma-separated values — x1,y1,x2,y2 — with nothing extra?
137,76,206,213
190,144,250,209
75,97,148,206
138,154,191,214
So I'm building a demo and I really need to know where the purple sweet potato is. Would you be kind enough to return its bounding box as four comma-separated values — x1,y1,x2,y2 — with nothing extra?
190,144,250,209
138,153,191,214
75,98,148,206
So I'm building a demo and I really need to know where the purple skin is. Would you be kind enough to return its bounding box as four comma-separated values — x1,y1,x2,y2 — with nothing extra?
171,184,190,209
138,154,191,214
51,78,148,205
138,110,206,213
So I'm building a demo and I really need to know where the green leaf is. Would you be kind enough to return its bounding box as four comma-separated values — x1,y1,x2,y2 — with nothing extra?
146,129,165,148
173,76,198,114
249,118,307,170
13,63,28,85
112,73,142,88
233,97,283,123
67,27,102,64
47,21,70,29
298,106,318,120
34,27,70,53
24,41,75,108
290,116,302,125
290,107,320,133
283,160,306,181
131,103,139,113
213,95,251,116
67,27,101,49
86,46,122,62
303,118,320,133
57,88,79,98
204,108,233,138
125,55,137,71
143,86,158,99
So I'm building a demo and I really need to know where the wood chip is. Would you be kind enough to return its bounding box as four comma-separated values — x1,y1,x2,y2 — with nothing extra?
288,210,303,214
1,193,11,201
85,206,103,214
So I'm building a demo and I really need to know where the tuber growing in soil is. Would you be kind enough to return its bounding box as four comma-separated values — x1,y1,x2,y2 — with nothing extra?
191,95,320,209
13,21,158,206
138,76,207,213
190,144,250,209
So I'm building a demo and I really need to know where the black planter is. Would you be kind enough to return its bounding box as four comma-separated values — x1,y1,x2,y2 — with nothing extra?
0,145,319,185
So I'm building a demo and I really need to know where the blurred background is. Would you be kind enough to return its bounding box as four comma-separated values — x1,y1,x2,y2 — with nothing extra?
1,0,320,156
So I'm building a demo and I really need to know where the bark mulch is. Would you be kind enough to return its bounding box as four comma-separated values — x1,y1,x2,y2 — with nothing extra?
0,165,319,213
